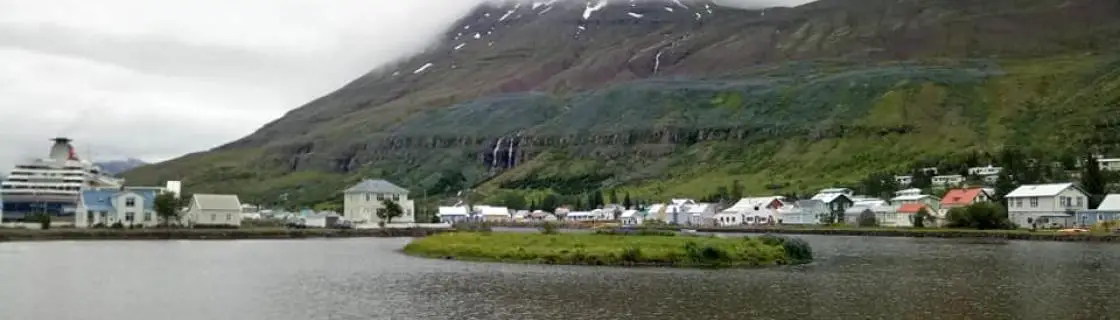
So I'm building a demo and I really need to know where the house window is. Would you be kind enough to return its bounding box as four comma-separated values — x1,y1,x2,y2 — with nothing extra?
1076,197,1084,207
365,194,371,201
1030,197,1039,208
1015,199,1023,208
125,197,136,207
226,214,232,221
210,214,216,221
125,212,135,222
100,212,108,220
143,212,152,222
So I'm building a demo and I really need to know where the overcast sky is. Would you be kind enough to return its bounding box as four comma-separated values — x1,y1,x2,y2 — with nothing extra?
0,0,808,171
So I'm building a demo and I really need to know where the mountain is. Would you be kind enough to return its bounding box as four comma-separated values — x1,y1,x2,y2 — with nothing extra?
124,0,1120,207
96,158,148,176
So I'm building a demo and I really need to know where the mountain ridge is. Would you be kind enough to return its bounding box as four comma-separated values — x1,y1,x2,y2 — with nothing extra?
124,0,1120,207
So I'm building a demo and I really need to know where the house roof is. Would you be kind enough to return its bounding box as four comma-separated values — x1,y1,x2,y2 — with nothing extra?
941,188,985,206
890,194,934,201
845,203,894,214
476,206,510,216
1005,183,1080,198
1098,195,1120,211
192,194,242,211
438,206,468,216
727,197,783,211
81,189,158,211
812,193,851,204
897,203,929,214
686,203,711,214
344,179,409,194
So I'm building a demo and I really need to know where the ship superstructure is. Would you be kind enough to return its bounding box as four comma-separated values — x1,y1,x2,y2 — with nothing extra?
0,138,122,221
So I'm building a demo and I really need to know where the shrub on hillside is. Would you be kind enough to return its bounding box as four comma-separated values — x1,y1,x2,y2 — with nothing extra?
946,202,1013,230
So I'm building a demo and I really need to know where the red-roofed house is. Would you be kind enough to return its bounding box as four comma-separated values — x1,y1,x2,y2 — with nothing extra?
939,188,992,217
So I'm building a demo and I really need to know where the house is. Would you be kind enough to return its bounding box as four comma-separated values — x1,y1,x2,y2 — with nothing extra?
889,189,940,212
939,187,991,216
811,188,855,219
884,203,935,227
647,199,712,225
1098,158,1120,171
566,211,596,221
1073,194,1120,227
720,196,784,225
184,194,243,227
777,200,827,225
475,205,511,222
968,165,1002,176
931,175,965,188
1005,183,1090,229
438,206,470,223
895,175,913,186
844,201,896,225
343,179,415,224
712,211,741,226
300,212,343,228
685,203,717,226
620,210,643,226
75,188,160,228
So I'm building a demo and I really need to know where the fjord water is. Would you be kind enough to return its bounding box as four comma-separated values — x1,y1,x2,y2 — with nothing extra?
2,236,1119,320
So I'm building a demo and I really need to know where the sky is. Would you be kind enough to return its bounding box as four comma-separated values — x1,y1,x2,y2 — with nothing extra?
0,0,808,171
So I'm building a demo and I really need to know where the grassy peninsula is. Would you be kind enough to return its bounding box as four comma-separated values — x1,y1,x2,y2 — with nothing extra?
402,231,812,268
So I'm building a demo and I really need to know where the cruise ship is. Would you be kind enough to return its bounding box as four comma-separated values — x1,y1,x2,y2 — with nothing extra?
0,138,123,221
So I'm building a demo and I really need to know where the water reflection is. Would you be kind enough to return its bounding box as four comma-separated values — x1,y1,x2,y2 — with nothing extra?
1,236,1119,319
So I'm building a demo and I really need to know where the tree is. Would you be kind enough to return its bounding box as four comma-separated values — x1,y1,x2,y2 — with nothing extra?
622,192,633,210
730,180,745,200
377,199,405,225
499,193,527,210
541,193,561,212
993,169,1018,205
153,192,182,227
857,209,878,227
1082,151,1107,209
945,202,1012,230
913,207,933,228
860,172,899,200
592,190,605,209
910,168,933,189
607,189,619,205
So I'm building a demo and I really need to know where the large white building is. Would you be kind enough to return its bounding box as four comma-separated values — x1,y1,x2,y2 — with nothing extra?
184,194,244,227
0,138,122,222
343,179,415,224
1006,183,1090,229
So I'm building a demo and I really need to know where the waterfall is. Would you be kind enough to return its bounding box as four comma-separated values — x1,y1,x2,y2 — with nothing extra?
492,137,504,170
653,49,664,74
507,137,516,168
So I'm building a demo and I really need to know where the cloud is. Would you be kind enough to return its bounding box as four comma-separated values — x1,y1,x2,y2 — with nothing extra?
0,0,483,171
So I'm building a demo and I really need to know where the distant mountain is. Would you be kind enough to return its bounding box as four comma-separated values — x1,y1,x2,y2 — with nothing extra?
96,158,148,176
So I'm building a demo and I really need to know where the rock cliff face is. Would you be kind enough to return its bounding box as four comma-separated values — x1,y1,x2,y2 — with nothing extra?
125,0,1120,206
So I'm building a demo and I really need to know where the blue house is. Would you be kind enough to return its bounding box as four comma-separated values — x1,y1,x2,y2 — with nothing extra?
1073,194,1120,227
75,188,159,228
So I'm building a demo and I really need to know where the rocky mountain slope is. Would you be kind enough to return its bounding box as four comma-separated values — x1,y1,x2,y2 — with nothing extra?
124,0,1120,207
96,158,148,176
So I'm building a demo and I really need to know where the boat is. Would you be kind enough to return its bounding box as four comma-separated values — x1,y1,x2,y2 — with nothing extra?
0,138,122,222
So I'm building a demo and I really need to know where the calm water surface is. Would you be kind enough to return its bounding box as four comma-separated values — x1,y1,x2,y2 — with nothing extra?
2,235,1119,319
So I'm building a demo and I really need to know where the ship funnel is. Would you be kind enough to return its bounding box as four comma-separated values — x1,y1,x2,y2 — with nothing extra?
49,137,78,161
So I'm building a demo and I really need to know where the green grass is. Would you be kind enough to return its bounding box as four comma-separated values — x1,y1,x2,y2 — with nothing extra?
401,231,810,268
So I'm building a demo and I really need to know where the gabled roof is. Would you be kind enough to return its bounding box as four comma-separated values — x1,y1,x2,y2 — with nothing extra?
1098,195,1120,211
941,188,986,206
344,179,409,194
726,196,783,211
1005,183,1081,198
812,193,851,204
192,194,242,211
890,194,935,201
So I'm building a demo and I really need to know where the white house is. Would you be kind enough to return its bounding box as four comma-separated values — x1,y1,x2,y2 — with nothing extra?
968,165,1003,176
438,206,470,223
895,175,913,186
1006,183,1090,229
931,175,965,187
342,179,415,224
620,210,643,226
1098,158,1120,171
778,200,828,225
75,188,161,228
476,205,512,222
184,194,243,227
712,211,742,226
889,189,940,212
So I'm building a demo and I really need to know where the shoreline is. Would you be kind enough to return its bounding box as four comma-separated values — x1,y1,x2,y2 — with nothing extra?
0,228,451,242
479,223,1120,242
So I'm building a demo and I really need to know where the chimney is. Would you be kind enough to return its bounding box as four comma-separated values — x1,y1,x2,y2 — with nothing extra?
49,137,74,161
